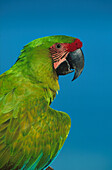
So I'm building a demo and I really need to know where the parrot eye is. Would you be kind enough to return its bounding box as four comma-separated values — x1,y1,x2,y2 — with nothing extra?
56,44,61,49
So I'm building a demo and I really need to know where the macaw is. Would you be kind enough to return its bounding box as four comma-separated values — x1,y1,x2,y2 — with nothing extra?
0,35,84,170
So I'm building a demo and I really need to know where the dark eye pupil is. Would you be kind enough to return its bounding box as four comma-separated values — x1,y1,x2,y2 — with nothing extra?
56,44,61,48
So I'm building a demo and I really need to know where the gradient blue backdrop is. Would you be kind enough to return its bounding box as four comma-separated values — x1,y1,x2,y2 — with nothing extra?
0,0,112,169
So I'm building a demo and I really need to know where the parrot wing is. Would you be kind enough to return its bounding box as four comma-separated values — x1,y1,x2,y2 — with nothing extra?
0,75,71,169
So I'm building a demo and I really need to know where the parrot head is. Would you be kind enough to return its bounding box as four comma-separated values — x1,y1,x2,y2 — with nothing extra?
17,35,84,82
49,37,84,81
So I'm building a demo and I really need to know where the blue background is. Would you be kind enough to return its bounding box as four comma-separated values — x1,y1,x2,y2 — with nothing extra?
0,0,112,169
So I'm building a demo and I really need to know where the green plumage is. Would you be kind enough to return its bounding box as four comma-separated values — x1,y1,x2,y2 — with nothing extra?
0,35,73,169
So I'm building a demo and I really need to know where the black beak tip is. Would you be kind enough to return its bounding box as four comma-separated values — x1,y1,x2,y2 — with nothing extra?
71,69,83,81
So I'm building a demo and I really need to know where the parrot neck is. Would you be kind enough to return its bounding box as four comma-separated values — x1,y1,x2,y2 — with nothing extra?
9,49,60,105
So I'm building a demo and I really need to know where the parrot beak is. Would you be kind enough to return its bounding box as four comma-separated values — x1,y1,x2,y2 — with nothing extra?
56,49,84,81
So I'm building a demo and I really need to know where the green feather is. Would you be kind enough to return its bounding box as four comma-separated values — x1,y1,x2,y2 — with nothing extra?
0,35,73,169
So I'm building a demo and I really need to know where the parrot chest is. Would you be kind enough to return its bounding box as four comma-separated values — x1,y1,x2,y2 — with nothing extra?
1,93,71,169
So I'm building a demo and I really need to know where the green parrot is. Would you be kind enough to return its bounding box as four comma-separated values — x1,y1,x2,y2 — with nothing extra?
0,35,84,170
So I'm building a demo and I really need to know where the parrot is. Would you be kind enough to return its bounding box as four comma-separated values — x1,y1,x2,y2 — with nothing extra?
0,35,84,170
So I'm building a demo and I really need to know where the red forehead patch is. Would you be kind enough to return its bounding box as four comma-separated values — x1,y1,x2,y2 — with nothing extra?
65,38,83,52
